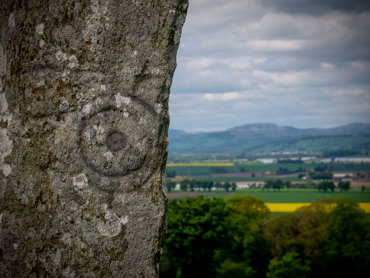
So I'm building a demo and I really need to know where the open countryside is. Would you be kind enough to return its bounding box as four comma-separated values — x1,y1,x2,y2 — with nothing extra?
161,0,370,275
166,159,370,213
163,128,370,277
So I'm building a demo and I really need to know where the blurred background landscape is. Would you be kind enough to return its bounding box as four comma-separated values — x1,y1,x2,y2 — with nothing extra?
161,0,370,277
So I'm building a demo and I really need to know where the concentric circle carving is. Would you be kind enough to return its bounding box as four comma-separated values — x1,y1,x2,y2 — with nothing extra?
78,99,159,178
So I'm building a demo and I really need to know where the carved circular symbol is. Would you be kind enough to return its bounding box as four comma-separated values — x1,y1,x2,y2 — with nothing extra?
105,131,126,152
78,100,158,178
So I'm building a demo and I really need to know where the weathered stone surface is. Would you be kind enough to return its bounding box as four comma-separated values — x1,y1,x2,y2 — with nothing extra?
0,0,188,276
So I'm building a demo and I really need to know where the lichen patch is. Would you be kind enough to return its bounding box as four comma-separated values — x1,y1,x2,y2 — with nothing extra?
103,151,113,161
0,93,8,113
59,100,69,112
0,128,13,177
8,13,15,29
39,39,45,48
1,164,12,177
55,50,67,61
68,55,79,69
73,173,88,189
155,103,162,114
115,94,131,108
98,210,128,237
82,103,93,115
36,23,45,35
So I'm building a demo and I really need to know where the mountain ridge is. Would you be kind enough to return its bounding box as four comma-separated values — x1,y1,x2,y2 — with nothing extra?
168,123,370,154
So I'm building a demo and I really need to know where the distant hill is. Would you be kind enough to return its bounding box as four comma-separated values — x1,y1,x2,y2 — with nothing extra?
168,123,370,154
168,129,189,140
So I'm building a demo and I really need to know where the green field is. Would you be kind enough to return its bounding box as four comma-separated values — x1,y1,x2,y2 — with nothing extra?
219,188,370,203
167,161,370,176
195,176,302,182
168,188,370,203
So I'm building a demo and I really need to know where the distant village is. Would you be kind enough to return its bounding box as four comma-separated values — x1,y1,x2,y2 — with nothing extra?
166,156,370,192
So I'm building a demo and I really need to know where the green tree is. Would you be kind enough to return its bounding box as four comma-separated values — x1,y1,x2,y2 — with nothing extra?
311,172,333,180
215,182,223,191
225,196,271,277
180,179,190,191
166,181,176,192
216,260,255,278
266,252,310,278
201,181,209,191
207,180,214,191
338,181,350,192
284,180,291,189
231,182,237,192
317,181,335,192
189,179,196,192
323,199,370,278
273,179,283,191
160,196,232,278
263,180,274,191
195,180,202,191
265,200,334,276
224,182,231,192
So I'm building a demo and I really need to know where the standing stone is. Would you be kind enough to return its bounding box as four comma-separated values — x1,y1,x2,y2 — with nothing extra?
0,0,188,276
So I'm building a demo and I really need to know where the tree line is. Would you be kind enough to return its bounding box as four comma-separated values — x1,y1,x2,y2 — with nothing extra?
167,179,352,193
160,196,370,278
167,179,237,192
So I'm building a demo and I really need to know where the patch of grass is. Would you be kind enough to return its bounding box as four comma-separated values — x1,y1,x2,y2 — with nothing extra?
167,162,370,176
229,188,370,203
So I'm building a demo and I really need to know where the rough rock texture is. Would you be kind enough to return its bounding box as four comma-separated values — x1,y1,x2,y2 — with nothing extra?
0,0,188,276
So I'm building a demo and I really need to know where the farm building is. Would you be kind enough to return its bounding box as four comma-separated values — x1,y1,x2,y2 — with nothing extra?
333,173,353,182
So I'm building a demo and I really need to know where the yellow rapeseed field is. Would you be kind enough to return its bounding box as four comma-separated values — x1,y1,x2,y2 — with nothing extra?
266,203,370,213
359,203,370,213
166,162,234,167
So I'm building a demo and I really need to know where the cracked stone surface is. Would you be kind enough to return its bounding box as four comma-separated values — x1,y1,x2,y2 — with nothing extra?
0,0,188,277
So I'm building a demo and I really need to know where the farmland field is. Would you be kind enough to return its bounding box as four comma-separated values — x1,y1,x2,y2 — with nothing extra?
166,161,370,176
195,176,303,182
166,162,234,167
265,202,370,212
226,188,370,202
167,189,370,214
167,188,370,203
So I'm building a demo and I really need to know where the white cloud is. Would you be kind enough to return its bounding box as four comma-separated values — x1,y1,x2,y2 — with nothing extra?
320,62,335,70
252,70,310,85
203,92,241,101
168,0,370,131
351,62,365,69
247,40,305,51
330,89,365,96
184,57,215,71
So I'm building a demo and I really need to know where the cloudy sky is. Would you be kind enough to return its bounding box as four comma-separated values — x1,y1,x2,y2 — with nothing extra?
169,0,370,132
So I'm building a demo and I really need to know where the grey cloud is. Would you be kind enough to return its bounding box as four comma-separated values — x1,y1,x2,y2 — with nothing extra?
169,0,370,131
260,0,370,15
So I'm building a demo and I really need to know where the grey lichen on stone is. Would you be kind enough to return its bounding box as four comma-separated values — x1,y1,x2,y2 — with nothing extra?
0,0,188,277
